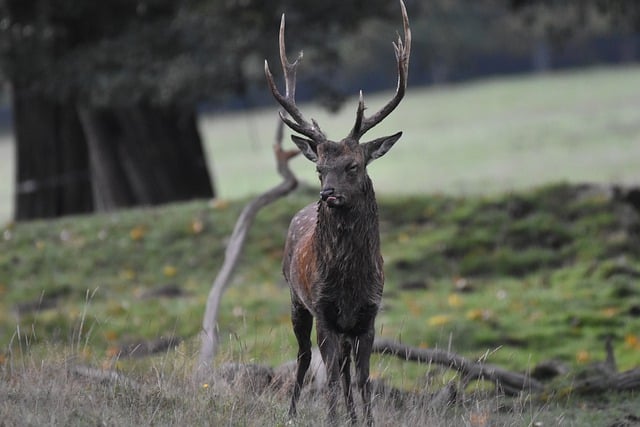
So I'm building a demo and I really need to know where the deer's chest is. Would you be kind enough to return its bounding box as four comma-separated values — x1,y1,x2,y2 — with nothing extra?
315,284,380,336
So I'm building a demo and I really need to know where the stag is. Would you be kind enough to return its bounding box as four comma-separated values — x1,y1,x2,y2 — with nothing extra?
265,1,410,424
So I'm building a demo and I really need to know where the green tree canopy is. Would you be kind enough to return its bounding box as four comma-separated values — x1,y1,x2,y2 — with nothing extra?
1,0,399,107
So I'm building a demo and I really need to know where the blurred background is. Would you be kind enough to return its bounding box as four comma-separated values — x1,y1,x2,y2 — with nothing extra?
1,0,639,222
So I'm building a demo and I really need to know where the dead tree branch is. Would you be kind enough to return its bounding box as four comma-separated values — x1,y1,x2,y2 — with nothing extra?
195,118,299,381
572,368,640,394
372,338,544,396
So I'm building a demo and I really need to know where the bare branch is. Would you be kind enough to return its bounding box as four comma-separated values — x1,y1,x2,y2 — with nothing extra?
195,118,299,381
372,338,543,396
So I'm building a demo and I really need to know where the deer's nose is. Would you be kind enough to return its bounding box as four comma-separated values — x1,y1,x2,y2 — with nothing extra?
320,188,335,201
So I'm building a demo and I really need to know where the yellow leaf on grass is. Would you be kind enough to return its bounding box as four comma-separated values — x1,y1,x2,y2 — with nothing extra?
576,350,590,364
447,293,463,308
130,225,146,241
106,346,120,358
103,330,118,342
466,308,493,322
428,314,452,327
163,265,177,277
624,334,640,350
119,268,136,281
469,411,490,427
211,199,229,210
190,219,204,234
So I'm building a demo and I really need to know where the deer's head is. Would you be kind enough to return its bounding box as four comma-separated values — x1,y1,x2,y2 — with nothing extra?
265,0,411,208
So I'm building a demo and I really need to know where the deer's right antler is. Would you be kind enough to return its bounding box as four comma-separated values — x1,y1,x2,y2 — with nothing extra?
264,14,327,145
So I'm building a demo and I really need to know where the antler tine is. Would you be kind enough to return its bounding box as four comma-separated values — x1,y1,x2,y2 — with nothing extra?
349,0,411,140
264,14,326,143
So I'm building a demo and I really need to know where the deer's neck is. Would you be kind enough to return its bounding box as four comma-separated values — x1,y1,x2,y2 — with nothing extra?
314,177,382,286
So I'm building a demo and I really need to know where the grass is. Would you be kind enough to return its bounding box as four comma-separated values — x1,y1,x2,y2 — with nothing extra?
198,65,640,200
1,182,640,424
1,65,640,424
3,184,639,370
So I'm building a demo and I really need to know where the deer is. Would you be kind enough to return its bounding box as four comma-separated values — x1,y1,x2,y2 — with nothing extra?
264,1,410,425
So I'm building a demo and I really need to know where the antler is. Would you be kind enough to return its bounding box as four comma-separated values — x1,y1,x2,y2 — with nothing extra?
264,15,327,144
349,0,411,141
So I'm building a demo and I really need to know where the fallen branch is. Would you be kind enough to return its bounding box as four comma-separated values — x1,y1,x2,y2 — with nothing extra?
372,338,544,396
70,365,141,390
570,338,640,394
195,118,299,380
573,368,640,394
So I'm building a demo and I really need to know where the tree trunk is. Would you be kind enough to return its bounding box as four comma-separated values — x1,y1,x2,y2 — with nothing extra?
13,86,94,220
77,104,215,212
12,96,216,220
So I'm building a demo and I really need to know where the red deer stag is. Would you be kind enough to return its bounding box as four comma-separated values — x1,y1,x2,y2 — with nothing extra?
265,1,410,424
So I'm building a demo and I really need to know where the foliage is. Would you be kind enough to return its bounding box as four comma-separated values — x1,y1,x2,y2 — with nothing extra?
0,0,397,106
2,0,638,106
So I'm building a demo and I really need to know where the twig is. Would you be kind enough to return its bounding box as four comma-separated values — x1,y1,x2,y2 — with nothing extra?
194,117,299,381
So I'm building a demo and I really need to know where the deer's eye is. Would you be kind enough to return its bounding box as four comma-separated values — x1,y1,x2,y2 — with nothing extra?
347,163,358,174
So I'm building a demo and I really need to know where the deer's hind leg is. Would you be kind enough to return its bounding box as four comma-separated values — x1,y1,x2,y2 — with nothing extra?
288,299,313,419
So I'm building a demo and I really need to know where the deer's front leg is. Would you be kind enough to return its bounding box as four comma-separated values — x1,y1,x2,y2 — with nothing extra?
317,325,341,425
354,329,376,426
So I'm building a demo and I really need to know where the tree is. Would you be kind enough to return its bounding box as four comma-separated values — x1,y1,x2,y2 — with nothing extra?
0,0,397,220
505,0,640,69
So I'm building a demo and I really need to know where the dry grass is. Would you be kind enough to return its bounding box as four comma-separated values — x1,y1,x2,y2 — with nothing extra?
0,351,513,426
3,343,638,426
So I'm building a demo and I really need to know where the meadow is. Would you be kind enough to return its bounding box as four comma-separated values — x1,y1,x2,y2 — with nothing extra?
1,65,640,425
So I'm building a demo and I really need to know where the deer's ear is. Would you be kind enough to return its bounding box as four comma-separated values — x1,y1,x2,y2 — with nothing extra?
291,135,318,162
363,131,402,164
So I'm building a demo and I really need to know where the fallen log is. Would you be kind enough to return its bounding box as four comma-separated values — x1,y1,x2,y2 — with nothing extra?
372,338,544,396
572,368,640,395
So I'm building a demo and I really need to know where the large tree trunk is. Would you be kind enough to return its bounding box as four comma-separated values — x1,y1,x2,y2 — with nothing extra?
13,90,216,219
77,104,215,212
13,86,94,220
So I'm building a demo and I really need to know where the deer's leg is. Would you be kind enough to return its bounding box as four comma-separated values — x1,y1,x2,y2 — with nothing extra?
317,326,341,426
340,338,358,424
354,329,375,427
288,300,313,419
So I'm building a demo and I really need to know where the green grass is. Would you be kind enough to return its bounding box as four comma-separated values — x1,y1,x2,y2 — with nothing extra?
1,182,639,424
198,65,640,201
2,183,639,372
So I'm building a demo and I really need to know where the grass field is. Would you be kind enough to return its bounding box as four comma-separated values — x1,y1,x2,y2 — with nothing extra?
2,183,640,425
199,65,640,201
1,66,640,424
